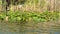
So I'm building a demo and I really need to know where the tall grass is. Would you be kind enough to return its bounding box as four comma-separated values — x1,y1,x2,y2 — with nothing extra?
9,0,47,12
22,0,46,12
0,0,59,12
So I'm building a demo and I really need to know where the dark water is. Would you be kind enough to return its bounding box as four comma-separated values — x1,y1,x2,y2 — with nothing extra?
0,21,60,34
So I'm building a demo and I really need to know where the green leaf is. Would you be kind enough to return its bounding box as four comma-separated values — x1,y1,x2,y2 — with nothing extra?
33,17,40,22
8,17,16,22
40,18,46,22
0,13,6,20
16,17,21,21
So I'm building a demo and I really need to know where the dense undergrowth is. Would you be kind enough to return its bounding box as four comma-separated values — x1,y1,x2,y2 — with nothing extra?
0,10,59,23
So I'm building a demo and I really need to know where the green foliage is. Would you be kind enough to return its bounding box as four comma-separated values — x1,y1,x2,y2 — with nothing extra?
0,12,6,20
8,16,17,22
0,11,59,23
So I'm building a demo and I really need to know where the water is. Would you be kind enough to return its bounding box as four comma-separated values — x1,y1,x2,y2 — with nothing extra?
0,21,60,34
